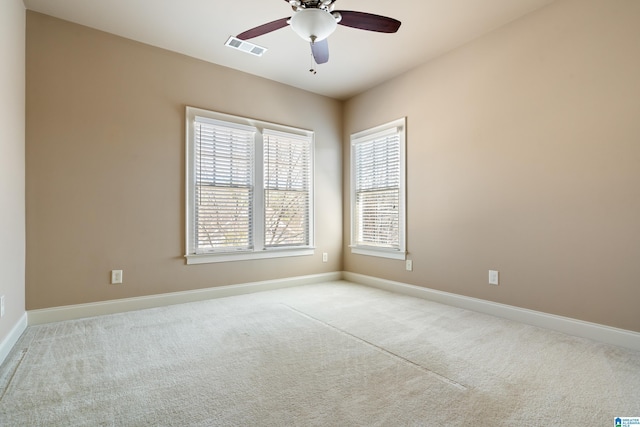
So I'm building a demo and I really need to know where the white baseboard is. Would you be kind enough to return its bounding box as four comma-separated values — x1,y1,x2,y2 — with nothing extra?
28,272,342,325
344,272,640,352
0,313,28,366
23,270,640,352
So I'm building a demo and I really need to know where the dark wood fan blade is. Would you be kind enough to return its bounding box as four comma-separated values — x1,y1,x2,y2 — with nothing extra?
237,17,290,40
311,38,329,64
335,11,401,33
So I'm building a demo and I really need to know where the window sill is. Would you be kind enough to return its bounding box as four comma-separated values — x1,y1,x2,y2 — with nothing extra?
350,246,406,260
185,248,315,265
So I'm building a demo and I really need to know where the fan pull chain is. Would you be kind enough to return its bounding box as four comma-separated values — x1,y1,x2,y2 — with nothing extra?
309,52,317,75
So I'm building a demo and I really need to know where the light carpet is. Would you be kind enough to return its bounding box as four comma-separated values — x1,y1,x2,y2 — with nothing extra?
1,281,639,426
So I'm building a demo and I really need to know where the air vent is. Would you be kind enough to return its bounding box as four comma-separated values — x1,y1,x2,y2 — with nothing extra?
225,36,267,57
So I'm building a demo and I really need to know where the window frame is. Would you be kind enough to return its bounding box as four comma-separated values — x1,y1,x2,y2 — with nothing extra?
185,106,315,264
350,117,407,260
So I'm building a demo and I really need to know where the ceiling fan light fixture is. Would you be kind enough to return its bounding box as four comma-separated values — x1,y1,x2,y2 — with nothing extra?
290,9,337,42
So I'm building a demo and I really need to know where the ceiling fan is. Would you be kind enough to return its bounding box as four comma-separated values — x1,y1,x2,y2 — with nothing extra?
236,0,401,65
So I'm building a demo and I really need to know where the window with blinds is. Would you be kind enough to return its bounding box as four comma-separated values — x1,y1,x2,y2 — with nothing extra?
186,107,314,264
351,118,406,259
264,130,311,248
194,118,255,253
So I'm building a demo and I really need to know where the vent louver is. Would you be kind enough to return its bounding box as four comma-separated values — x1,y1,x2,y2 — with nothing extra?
225,36,267,57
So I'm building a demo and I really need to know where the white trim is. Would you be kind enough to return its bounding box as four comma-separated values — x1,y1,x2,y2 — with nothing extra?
27,272,341,325
186,248,315,264
350,247,406,260
351,126,398,144
351,118,403,141
20,271,640,352
0,313,28,366
344,272,640,352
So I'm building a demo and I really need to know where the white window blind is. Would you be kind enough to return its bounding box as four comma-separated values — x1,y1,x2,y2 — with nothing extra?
263,129,311,247
194,117,255,253
351,118,406,259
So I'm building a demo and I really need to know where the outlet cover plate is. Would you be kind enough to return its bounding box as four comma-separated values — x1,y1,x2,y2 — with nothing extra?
111,270,123,284
489,270,499,285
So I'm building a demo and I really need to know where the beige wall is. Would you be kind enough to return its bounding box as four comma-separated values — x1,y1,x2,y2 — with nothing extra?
26,12,343,310
344,0,640,332
0,0,26,343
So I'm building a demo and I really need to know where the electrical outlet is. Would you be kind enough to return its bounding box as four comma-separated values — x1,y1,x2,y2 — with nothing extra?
489,270,499,285
322,252,328,263
0,295,5,318
406,260,413,271
111,270,123,284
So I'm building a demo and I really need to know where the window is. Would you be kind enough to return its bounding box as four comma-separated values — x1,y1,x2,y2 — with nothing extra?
186,107,314,264
263,129,312,248
350,118,406,259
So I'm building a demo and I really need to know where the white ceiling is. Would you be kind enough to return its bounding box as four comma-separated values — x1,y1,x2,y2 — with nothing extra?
23,0,556,100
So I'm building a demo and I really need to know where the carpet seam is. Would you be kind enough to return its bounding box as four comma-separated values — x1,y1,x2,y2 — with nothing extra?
281,303,468,391
0,348,28,402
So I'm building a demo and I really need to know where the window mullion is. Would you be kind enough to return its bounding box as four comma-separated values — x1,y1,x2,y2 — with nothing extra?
254,129,265,251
